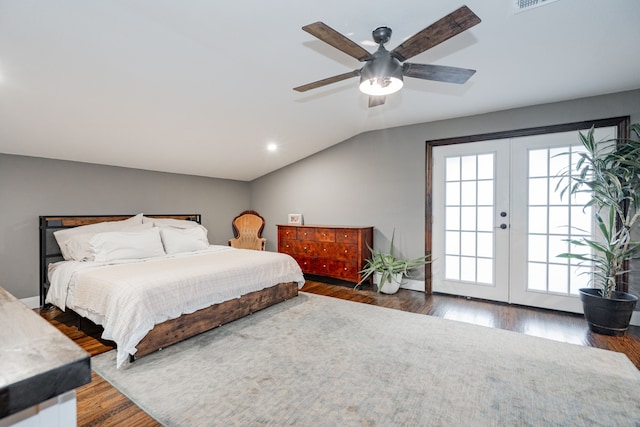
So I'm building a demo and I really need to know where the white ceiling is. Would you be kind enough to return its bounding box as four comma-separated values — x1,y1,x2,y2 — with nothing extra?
1,0,639,181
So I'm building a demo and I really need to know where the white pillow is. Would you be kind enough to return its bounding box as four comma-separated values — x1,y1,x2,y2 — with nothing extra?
54,214,144,261
160,227,209,255
91,228,166,263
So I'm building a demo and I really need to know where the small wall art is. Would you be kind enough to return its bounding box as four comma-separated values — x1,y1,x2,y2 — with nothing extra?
288,213,303,225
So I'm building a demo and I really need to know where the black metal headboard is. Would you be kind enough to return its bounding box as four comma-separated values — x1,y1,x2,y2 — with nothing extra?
39,214,201,306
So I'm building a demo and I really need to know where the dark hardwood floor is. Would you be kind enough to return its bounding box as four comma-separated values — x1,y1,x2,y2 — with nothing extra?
40,280,640,426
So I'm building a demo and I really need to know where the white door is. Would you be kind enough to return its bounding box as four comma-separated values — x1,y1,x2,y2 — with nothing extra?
432,126,617,312
432,139,511,302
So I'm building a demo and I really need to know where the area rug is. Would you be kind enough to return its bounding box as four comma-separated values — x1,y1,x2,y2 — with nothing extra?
92,292,640,426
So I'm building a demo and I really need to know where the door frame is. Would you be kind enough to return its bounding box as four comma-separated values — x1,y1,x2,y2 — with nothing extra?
424,116,630,294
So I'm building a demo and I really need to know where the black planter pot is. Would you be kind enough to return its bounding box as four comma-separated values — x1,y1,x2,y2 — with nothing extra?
579,288,638,337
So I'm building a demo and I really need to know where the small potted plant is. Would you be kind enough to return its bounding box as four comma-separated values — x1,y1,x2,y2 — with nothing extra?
557,123,640,336
356,230,431,294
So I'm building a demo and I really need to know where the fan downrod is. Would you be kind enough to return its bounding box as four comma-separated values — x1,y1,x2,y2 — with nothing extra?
372,26,392,45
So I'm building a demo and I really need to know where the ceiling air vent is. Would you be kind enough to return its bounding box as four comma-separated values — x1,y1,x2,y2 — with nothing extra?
514,0,559,13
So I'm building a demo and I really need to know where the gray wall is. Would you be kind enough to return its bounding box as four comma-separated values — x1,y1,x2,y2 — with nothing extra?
0,155,250,299
2,89,639,303
250,89,640,296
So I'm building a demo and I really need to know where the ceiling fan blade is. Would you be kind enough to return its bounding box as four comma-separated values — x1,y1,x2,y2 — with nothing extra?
293,70,360,92
403,63,476,84
391,6,481,62
302,22,372,62
368,96,386,108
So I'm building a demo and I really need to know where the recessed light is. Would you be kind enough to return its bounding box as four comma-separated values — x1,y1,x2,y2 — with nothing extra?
267,143,278,152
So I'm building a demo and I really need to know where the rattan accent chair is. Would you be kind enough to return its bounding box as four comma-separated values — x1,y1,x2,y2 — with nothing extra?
228,210,266,251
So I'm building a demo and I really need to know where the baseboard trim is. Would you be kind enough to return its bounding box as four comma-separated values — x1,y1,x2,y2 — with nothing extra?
20,296,40,309
400,278,424,292
631,311,640,327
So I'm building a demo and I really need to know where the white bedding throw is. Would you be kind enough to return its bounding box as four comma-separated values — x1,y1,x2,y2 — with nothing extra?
47,246,304,367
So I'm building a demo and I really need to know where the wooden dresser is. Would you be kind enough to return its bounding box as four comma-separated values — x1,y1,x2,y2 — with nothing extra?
277,225,373,284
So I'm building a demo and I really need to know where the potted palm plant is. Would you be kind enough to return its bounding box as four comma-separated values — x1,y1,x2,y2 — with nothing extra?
557,123,640,336
356,230,431,294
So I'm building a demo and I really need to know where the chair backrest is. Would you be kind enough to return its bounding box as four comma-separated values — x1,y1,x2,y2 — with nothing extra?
229,210,266,250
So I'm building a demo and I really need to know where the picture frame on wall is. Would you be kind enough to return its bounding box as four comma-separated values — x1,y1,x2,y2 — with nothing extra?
288,214,303,225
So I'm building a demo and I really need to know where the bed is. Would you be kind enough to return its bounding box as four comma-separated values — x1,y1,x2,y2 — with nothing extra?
40,214,305,367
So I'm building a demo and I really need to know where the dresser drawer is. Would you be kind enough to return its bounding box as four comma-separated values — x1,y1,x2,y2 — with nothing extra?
297,227,315,240
335,229,359,244
293,255,315,272
313,259,358,281
317,243,357,261
279,239,297,254
278,226,298,241
315,228,335,242
286,240,320,256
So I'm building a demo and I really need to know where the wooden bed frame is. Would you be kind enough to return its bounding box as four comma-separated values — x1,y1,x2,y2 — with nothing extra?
39,214,299,361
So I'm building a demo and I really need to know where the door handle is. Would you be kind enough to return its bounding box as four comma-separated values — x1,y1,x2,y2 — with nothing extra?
495,223,508,229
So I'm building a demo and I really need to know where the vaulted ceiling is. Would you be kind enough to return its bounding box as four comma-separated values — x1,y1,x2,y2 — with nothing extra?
1,0,639,181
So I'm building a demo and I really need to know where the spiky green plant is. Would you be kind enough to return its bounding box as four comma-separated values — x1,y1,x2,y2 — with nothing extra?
355,230,431,293
557,123,640,298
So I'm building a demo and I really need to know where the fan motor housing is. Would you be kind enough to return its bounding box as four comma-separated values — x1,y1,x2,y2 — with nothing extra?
372,26,392,45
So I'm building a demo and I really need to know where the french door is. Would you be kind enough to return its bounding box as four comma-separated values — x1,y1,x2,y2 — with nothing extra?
431,125,618,313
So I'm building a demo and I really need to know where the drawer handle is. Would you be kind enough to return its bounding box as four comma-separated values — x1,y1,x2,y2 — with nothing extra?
323,248,327,252
344,249,348,253
344,267,347,271
323,264,326,268
344,234,348,238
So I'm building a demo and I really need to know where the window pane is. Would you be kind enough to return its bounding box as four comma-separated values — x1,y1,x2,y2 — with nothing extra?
477,180,493,205
549,147,569,177
446,182,460,205
529,235,547,262
570,265,589,294
461,156,477,180
570,206,591,235
476,232,493,258
528,263,547,291
460,207,476,231
529,149,548,177
529,178,548,205
529,207,548,234
477,207,493,232
477,154,493,179
548,235,569,261
446,207,461,231
461,181,477,205
460,257,476,281
477,258,493,284
460,232,476,256
446,157,460,181
549,177,564,205
445,256,460,280
549,206,568,234
548,264,569,294
445,231,460,255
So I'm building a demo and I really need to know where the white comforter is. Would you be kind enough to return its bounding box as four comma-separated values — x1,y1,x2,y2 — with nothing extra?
47,245,305,368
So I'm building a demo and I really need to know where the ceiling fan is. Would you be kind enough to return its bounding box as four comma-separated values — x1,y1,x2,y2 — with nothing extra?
294,5,481,108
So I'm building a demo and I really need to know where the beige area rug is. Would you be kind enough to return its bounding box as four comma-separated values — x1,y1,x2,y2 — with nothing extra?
92,292,640,426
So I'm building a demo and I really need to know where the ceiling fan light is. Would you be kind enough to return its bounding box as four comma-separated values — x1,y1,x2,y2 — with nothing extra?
359,76,403,96
358,51,404,96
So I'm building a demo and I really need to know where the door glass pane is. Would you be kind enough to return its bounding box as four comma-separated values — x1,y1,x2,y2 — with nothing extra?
444,153,495,285
527,146,592,296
